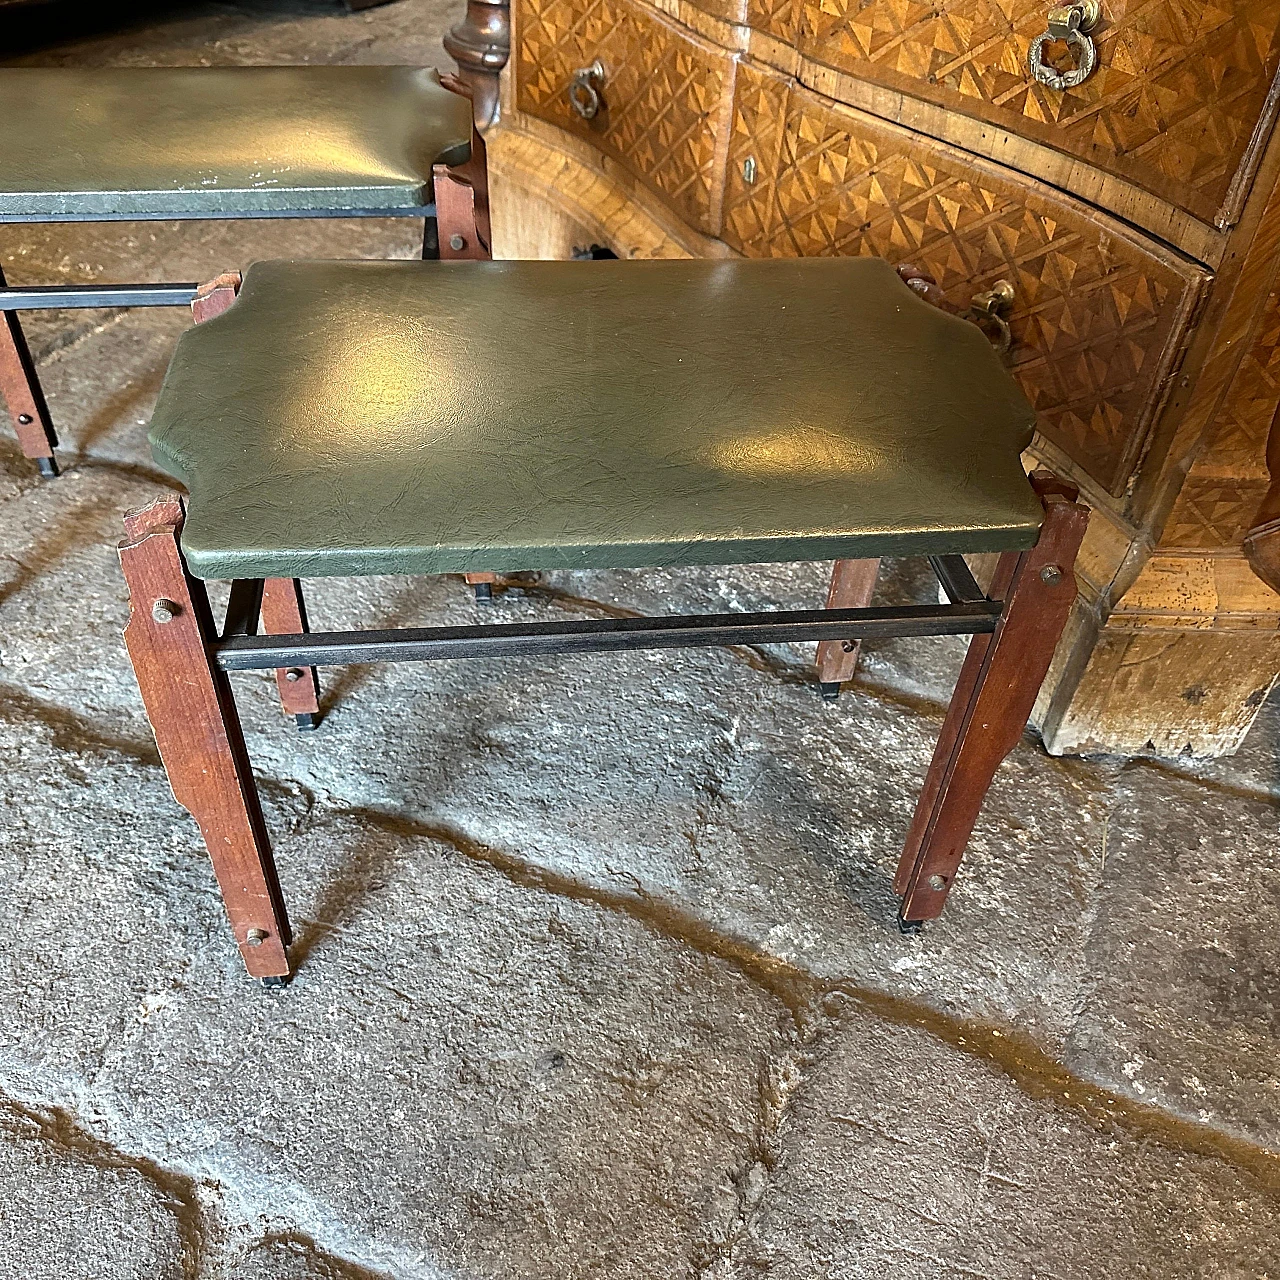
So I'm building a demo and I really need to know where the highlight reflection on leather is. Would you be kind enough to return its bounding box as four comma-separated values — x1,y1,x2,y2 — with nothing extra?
148,257,1046,580
0,67,472,219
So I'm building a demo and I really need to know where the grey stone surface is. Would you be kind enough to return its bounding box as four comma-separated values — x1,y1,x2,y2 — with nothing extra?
739,1002,1280,1279
1,0,1279,1275
0,1101,190,1279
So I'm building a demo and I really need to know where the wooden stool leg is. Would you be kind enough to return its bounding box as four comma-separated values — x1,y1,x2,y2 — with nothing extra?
433,110,492,262
261,578,322,730
816,557,880,700
464,570,498,603
896,483,1089,925
119,495,291,980
0,266,57,475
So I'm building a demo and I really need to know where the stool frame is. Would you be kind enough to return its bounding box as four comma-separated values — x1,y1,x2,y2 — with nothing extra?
119,478,1087,983
0,77,490,477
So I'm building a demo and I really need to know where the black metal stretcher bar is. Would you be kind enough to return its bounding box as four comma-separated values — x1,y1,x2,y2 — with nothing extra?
213,600,1004,671
0,284,202,310
0,205,437,226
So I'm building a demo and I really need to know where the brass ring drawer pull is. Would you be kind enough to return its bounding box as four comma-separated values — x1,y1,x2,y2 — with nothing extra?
568,61,605,120
967,280,1015,355
1028,1,1100,91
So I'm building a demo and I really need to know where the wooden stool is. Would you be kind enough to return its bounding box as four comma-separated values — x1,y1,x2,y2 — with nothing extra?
118,257,1088,982
0,65,490,476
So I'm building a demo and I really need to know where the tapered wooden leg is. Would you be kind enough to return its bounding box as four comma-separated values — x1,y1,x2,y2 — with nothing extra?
464,570,498,602
896,479,1089,924
816,558,880,700
261,578,322,730
119,495,291,980
0,266,57,474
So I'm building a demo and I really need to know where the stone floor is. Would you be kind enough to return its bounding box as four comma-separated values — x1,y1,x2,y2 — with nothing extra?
2,3,1280,1276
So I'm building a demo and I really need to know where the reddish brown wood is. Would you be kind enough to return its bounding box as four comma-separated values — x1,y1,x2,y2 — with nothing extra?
0,264,57,468
190,271,243,324
443,0,511,130
261,578,321,726
896,476,1089,920
816,557,880,690
119,496,291,979
434,134,492,263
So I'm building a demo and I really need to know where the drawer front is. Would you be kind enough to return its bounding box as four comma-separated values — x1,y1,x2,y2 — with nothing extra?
723,62,1210,494
746,0,1280,227
516,0,737,235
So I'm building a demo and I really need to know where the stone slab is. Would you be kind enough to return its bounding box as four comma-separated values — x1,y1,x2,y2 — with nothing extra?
740,1002,1280,1278
0,1101,188,1280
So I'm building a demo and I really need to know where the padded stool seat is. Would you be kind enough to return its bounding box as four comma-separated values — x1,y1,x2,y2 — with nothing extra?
0,66,473,220
148,256,1046,580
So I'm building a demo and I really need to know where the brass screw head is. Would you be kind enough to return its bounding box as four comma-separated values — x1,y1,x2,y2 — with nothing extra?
449,234,466,251
285,668,304,683
927,874,947,891
151,598,179,624
245,928,268,947
1040,564,1064,585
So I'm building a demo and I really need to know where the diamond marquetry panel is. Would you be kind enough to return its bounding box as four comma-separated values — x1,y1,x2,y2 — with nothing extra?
516,0,735,234
746,0,1280,225
1162,283,1280,547
722,62,1209,492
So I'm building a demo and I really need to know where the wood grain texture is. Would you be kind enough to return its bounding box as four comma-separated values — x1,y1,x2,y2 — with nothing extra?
816,557,880,685
516,0,738,234
0,264,56,462
260,578,322,721
721,60,1210,494
897,487,1089,918
118,496,291,980
745,0,1280,227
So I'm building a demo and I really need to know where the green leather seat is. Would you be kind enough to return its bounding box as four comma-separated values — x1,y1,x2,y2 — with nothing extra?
148,256,1046,580
0,67,472,221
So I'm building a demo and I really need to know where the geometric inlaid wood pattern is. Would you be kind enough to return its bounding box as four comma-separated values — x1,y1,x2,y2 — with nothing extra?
517,0,736,233
747,0,1280,227
1162,282,1280,547
722,61,1211,492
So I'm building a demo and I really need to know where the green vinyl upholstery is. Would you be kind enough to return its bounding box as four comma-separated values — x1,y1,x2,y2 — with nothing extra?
147,256,1046,580
0,66,472,220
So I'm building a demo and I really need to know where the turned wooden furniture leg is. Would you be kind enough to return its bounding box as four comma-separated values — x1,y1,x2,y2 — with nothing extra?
0,265,58,475
896,476,1089,925
816,557,880,700
261,578,322,729
119,495,292,980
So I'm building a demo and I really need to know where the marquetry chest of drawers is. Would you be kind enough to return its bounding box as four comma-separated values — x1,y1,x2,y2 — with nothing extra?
449,0,1280,756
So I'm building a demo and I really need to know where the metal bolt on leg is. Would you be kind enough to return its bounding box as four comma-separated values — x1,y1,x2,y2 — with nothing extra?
151,599,180,624
927,874,947,891
244,928,268,947
17,413,32,425
1040,564,1064,585
449,234,466,251
284,668,304,683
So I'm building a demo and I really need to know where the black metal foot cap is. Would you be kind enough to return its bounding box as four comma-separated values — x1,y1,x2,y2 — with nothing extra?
295,712,320,732
260,974,290,989
36,455,58,479
819,681,842,702
897,913,924,936
473,582,494,603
